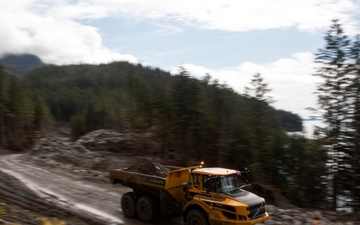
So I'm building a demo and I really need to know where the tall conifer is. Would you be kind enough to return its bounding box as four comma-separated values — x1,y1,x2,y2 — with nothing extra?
244,73,276,183
348,35,360,211
314,19,351,210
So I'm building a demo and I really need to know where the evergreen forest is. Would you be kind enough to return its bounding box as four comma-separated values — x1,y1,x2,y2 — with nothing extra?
0,20,359,212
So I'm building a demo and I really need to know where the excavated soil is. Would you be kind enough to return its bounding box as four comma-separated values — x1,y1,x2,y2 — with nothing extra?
124,162,170,177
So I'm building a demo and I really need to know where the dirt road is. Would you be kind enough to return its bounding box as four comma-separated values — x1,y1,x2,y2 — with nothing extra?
0,154,183,225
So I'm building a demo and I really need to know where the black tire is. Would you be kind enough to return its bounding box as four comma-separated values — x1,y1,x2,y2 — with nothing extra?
136,195,158,222
186,209,209,225
121,192,137,218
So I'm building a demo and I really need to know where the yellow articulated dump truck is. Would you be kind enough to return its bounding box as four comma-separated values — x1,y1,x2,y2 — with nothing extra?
109,162,269,225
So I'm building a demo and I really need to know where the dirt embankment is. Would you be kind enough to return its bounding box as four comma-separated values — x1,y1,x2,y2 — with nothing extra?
0,171,104,225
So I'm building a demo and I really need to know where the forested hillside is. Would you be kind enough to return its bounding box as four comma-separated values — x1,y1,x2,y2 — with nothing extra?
24,63,303,158
1,59,324,209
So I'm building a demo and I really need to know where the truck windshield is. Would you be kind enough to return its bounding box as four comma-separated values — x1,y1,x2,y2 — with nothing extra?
219,174,238,193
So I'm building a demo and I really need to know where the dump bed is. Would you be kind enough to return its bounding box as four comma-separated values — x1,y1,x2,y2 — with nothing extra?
109,168,167,189
109,165,198,202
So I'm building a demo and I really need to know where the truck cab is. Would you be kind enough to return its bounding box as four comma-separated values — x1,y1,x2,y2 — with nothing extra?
183,167,269,225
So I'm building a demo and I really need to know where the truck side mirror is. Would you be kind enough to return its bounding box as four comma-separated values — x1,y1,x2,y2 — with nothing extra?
238,168,251,184
243,168,251,183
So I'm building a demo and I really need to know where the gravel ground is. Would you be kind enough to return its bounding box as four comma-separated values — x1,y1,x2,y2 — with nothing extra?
0,170,103,225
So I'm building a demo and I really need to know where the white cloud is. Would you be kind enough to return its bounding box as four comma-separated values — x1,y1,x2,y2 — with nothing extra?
46,0,359,33
172,52,321,117
0,0,138,64
1,0,359,65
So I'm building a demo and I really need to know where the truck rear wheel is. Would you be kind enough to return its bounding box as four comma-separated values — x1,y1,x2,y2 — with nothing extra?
136,195,158,222
186,209,209,225
121,192,136,218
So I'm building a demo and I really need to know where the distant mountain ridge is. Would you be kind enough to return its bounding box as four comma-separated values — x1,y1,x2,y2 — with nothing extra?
0,53,45,74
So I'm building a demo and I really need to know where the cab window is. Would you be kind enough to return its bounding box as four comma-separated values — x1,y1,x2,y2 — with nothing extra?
193,174,200,188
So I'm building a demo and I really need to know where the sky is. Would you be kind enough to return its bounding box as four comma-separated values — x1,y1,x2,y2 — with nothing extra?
1,0,360,120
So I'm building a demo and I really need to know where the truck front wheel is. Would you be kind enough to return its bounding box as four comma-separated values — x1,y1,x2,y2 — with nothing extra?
121,192,136,218
186,209,209,225
136,195,158,222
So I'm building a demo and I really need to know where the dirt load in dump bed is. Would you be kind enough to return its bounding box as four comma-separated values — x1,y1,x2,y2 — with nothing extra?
124,162,170,177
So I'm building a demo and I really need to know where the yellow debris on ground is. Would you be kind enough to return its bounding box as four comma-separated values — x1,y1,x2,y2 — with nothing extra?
41,218,66,225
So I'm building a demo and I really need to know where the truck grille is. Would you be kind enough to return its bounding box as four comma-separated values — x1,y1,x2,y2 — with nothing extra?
248,202,266,219
222,211,237,220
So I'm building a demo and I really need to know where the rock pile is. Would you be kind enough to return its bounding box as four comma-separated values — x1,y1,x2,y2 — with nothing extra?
125,162,170,177
26,129,166,184
30,136,103,170
76,129,133,152
28,129,145,183
266,205,357,225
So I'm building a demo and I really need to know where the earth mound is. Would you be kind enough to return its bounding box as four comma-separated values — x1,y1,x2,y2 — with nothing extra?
125,162,170,177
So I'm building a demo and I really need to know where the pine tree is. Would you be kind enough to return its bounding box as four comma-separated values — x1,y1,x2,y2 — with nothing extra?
244,73,274,104
4,76,27,149
33,95,51,134
314,19,352,210
348,35,360,212
152,78,173,157
244,73,277,183
198,74,233,166
171,67,201,156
